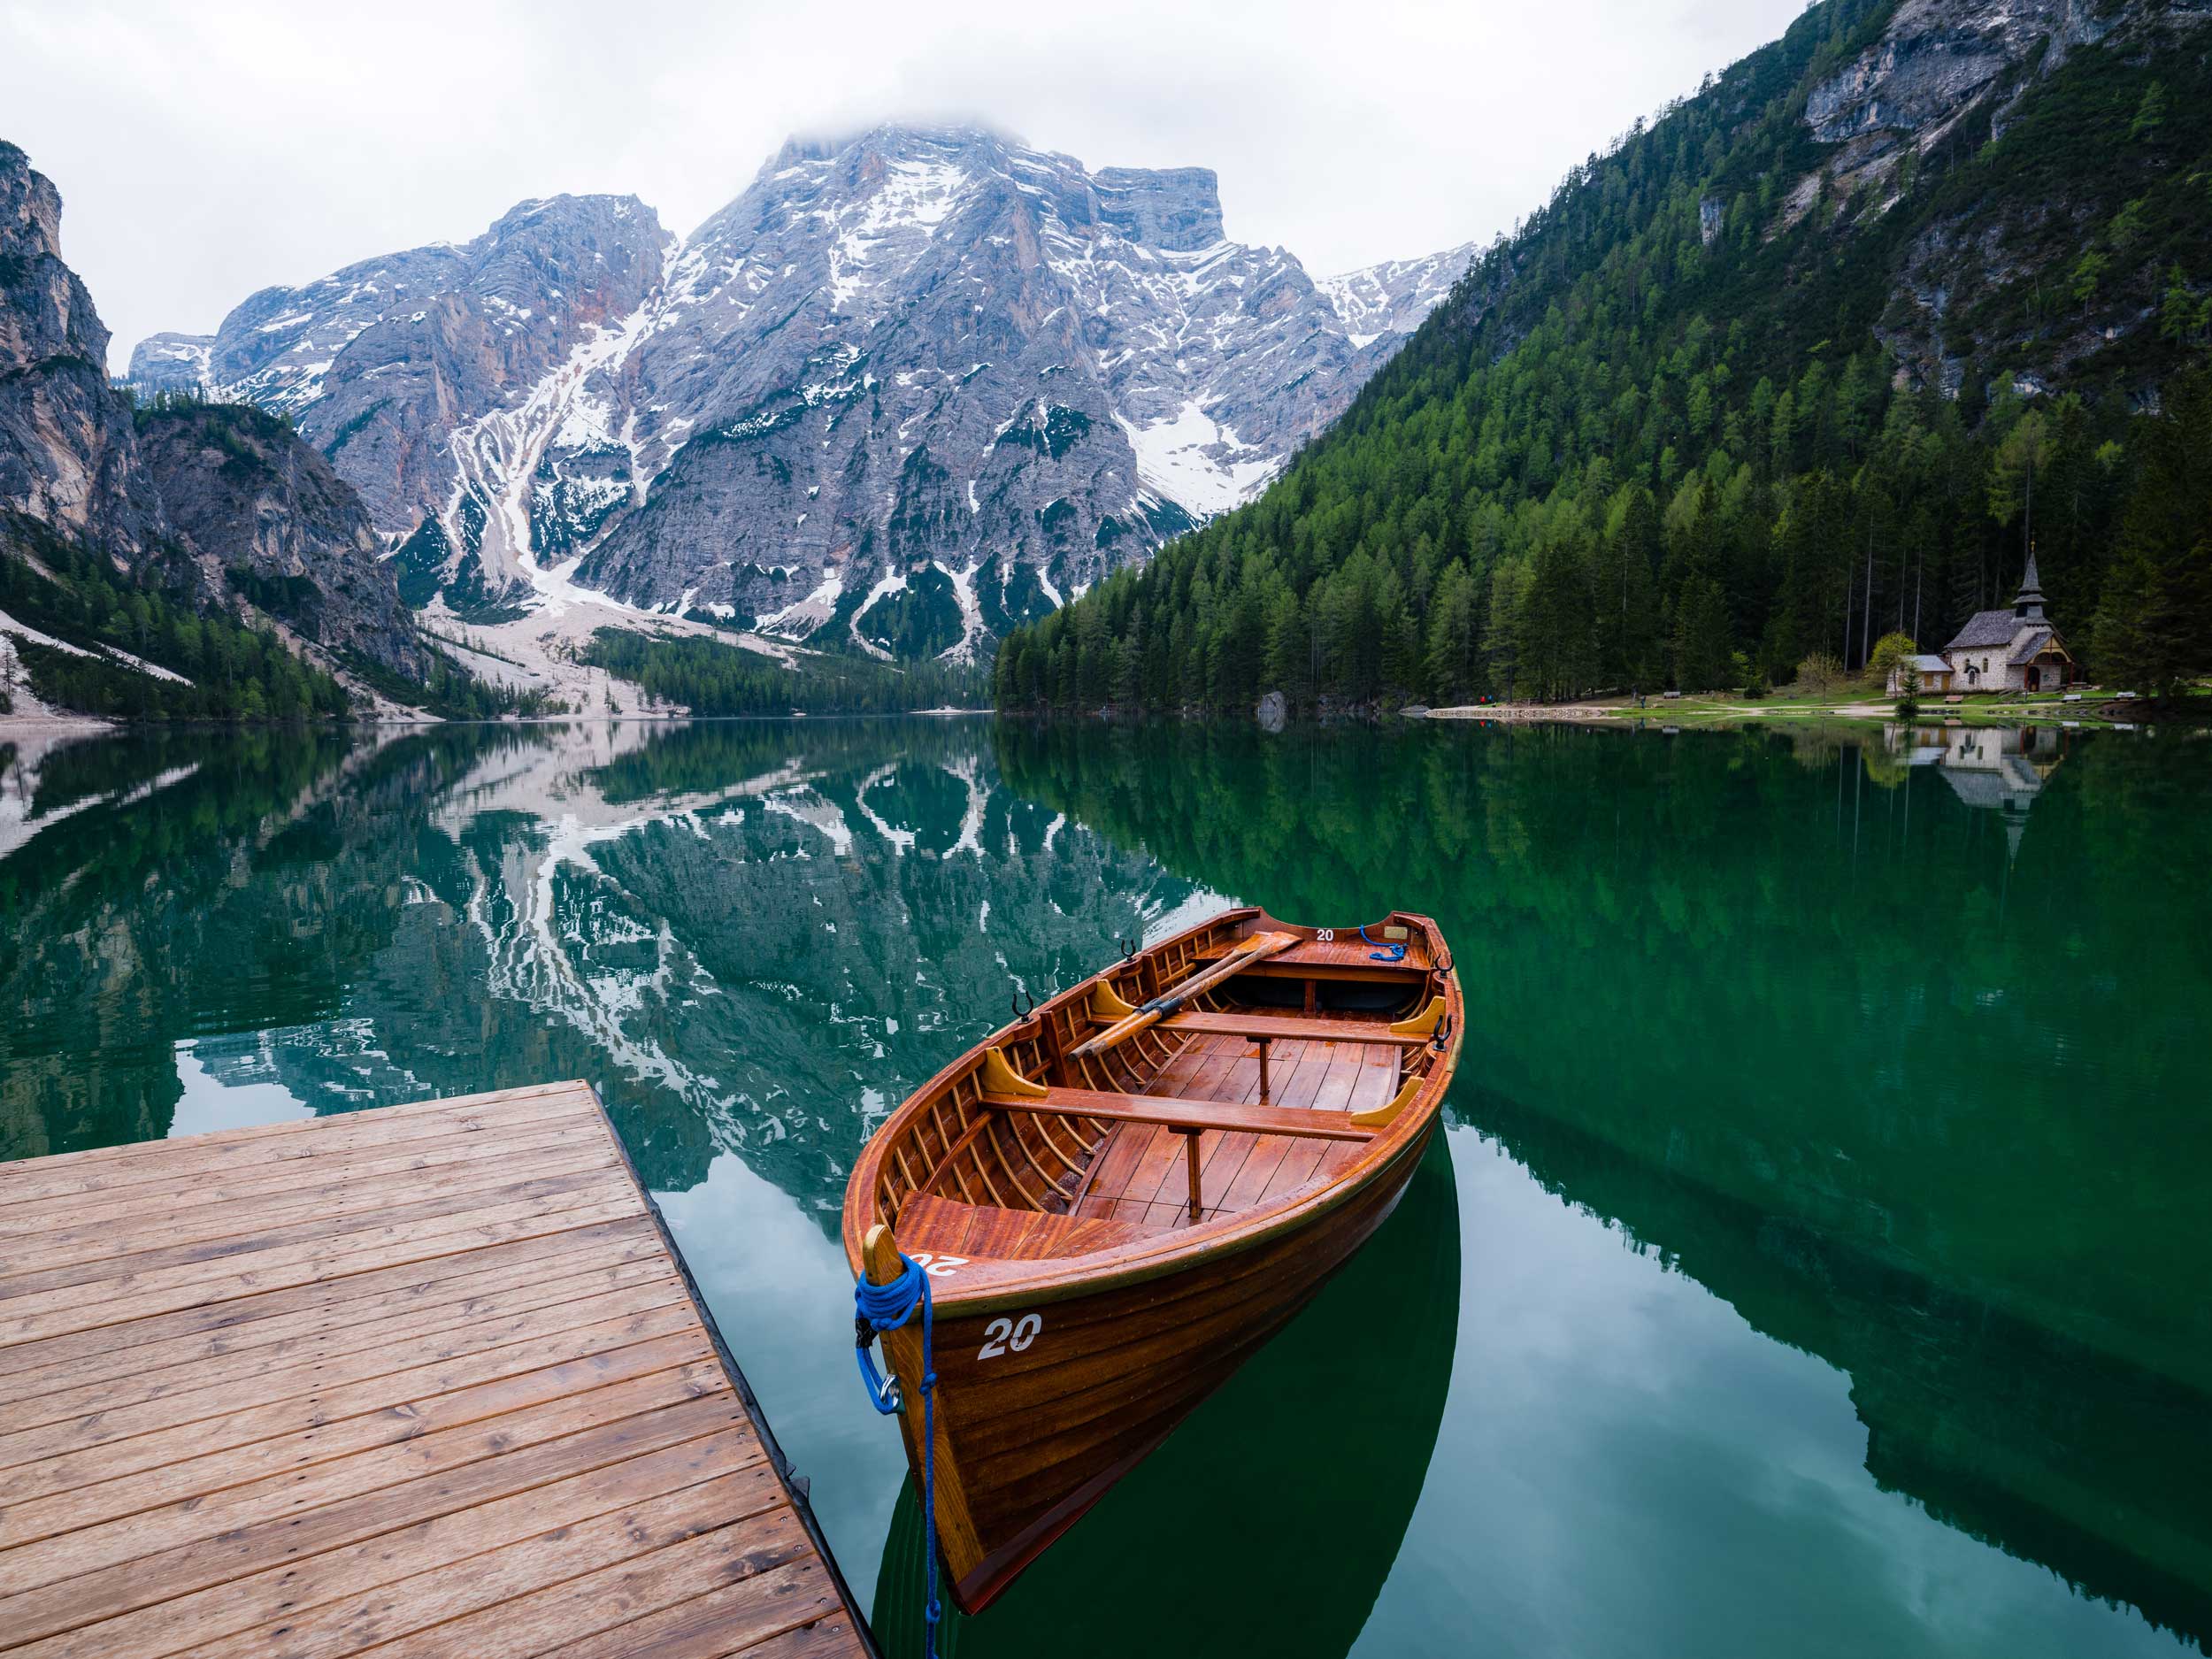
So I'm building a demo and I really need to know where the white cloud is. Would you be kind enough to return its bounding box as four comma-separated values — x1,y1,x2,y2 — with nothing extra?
0,0,1810,371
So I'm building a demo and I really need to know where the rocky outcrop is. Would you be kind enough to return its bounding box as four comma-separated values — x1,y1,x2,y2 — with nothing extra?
126,332,214,396
2,140,430,701
568,125,1397,656
0,141,160,557
1782,0,2212,396
1804,0,2144,151
162,195,672,565
135,403,428,677
1317,242,1477,348
140,127,1469,658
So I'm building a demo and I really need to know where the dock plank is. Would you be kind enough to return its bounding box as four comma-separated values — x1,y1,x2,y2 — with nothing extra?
0,1280,698,1457
0,1216,664,1384
0,1082,871,1659
0,1228,671,1408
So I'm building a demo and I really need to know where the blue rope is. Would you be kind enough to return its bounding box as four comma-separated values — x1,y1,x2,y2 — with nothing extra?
855,1256,941,1659
1359,924,1407,963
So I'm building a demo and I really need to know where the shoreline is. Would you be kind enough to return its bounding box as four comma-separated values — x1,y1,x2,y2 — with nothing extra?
1426,702,1625,723
6,697,2191,744
0,713,116,742
0,708,992,742
1425,694,2179,729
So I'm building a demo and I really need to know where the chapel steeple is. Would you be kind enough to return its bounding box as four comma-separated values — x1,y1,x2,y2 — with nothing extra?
2014,549,2046,621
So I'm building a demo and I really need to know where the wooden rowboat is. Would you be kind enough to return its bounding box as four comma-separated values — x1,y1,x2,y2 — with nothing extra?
843,905,1462,1614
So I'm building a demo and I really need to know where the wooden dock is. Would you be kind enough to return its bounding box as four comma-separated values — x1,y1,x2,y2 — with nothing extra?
0,1081,873,1659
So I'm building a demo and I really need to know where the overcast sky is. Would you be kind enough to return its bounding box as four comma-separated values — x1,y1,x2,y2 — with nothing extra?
1,0,1809,372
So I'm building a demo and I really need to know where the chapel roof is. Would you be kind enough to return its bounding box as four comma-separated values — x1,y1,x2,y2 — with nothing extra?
1944,609,2024,650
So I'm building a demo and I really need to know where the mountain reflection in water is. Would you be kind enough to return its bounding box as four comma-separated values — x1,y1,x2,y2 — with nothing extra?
0,714,2204,1655
0,719,1216,1194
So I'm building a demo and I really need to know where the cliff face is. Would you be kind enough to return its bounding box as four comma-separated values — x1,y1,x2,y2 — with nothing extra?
0,141,159,556
1416,0,2212,405
0,140,428,701
134,127,1472,657
565,127,1399,655
1782,0,2212,396
161,195,674,543
134,403,427,677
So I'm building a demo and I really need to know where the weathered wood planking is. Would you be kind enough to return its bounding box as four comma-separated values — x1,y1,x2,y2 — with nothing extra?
0,1081,872,1659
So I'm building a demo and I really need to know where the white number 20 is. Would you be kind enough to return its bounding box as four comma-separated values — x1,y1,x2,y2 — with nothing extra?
979,1313,1042,1359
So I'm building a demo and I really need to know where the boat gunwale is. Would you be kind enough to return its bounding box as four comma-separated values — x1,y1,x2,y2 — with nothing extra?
841,904,1463,1316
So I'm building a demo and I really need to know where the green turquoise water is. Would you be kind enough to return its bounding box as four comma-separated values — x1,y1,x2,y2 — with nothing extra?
3,716,2206,1656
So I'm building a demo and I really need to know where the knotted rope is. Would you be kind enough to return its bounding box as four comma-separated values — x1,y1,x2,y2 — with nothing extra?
1359,923,1408,963
856,1256,941,1659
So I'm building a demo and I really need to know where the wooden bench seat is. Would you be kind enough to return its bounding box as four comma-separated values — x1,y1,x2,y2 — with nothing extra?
1186,957,1425,985
1156,1011,1426,1047
1194,937,1432,973
979,1087,1375,1142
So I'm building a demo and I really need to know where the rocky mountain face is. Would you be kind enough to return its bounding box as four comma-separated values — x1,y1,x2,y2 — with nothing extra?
143,127,1469,657
1742,0,2212,397
135,403,426,676
1,142,160,557
571,126,1415,658
1,140,427,695
127,332,215,397
132,196,671,545
1316,242,1477,347
1410,0,2212,406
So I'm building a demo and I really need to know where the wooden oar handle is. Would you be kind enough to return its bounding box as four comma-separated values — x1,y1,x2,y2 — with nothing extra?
1070,933,1297,1058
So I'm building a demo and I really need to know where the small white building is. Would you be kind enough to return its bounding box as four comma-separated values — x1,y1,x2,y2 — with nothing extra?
1889,653,1955,695
1928,554,2074,694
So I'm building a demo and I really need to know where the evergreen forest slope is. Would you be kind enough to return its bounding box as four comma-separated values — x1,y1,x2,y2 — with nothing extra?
995,0,2212,710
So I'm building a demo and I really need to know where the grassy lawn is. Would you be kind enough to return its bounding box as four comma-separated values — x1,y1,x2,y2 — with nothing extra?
1597,686,2178,729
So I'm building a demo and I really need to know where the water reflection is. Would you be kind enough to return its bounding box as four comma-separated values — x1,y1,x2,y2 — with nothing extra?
1901,724,2070,856
1,715,2205,1652
871,1132,1462,1659
0,720,1214,1198
997,718,2212,1648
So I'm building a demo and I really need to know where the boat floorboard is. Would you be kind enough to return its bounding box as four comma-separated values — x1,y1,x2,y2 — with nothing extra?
0,1082,871,1659
1074,1034,1402,1231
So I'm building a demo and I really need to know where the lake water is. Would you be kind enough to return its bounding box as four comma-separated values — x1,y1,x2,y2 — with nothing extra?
3,715,2207,1657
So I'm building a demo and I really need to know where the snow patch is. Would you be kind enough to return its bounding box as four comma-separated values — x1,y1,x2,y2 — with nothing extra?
1112,402,1279,518
935,558,985,665
849,569,908,662
756,570,844,638
0,607,193,685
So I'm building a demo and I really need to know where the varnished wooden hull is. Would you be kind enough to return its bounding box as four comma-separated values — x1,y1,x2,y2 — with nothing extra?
879,1119,1433,1611
846,907,1461,1614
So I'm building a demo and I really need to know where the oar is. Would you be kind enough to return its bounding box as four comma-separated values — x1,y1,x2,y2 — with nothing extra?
1070,931,1299,1058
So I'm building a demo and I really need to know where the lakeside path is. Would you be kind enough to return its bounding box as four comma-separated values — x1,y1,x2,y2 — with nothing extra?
1427,693,2163,727
1427,701,1624,722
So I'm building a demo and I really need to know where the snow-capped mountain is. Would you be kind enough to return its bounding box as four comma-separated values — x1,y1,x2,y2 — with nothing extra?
127,332,216,396
128,196,671,548
1317,242,1478,349
133,126,1469,659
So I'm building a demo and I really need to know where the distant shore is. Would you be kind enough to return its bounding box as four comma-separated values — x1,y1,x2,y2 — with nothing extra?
1426,702,1624,723
1425,691,2178,728
0,713,115,742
